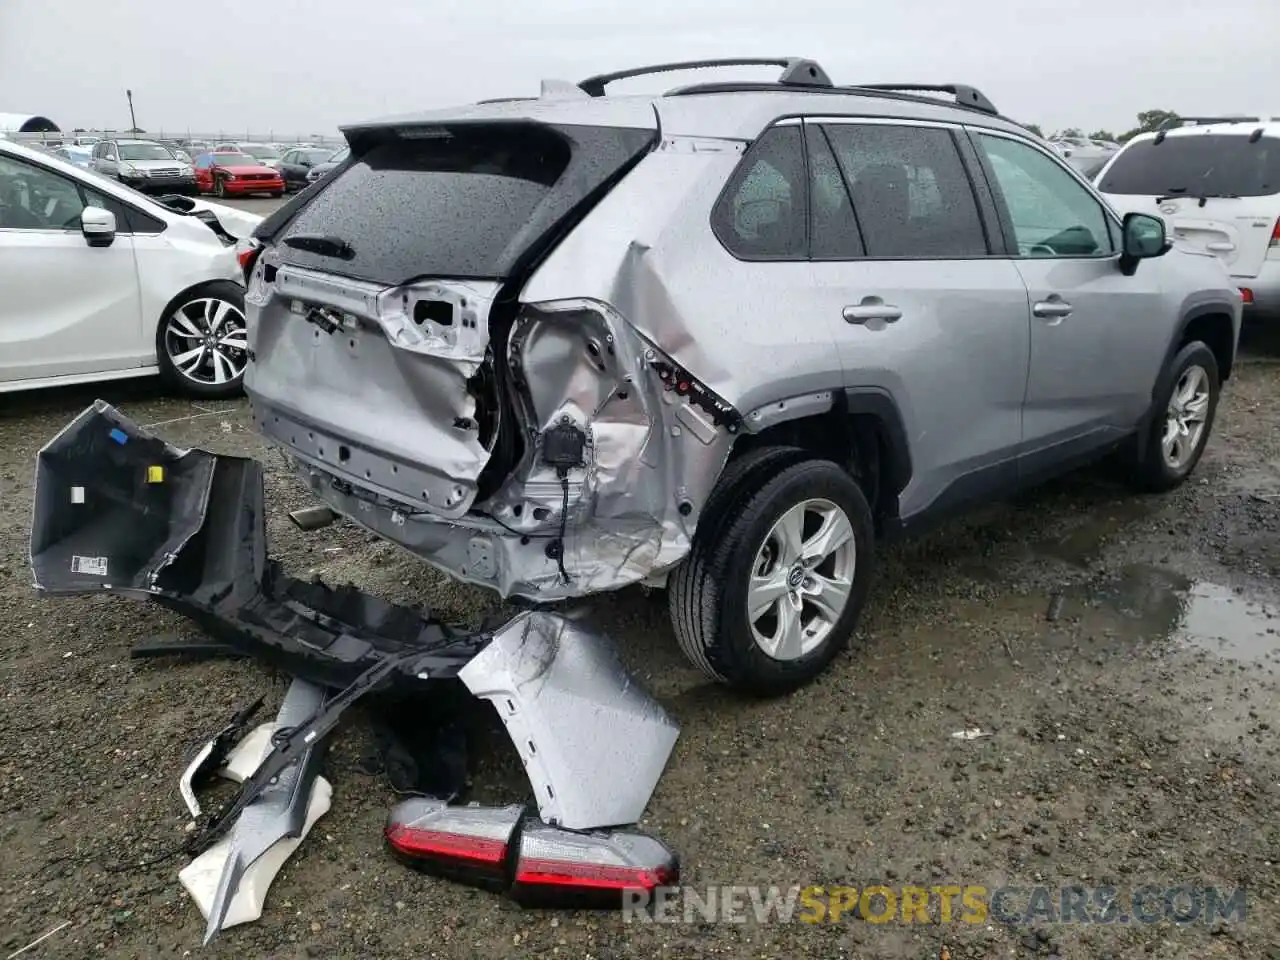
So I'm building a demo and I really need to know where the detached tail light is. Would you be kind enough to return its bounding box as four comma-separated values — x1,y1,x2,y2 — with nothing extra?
385,798,521,891
385,799,678,907
509,820,678,908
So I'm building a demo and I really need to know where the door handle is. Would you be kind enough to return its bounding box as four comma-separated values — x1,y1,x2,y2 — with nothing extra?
843,297,902,325
1032,297,1073,321
1206,242,1235,252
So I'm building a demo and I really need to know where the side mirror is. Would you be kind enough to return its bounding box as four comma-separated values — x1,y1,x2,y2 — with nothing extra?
81,206,117,248
1119,212,1169,276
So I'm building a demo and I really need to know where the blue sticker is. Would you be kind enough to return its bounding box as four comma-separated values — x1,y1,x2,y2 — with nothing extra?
109,428,128,445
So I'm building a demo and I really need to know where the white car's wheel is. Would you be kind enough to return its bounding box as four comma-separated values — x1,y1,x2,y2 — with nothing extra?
156,280,247,399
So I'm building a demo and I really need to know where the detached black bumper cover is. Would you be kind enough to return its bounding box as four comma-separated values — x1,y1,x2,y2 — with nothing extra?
29,400,485,688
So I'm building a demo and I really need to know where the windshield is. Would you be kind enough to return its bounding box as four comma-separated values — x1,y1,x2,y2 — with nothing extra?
326,146,349,164
1098,134,1280,197
299,148,334,163
119,143,177,161
242,144,280,160
212,153,254,165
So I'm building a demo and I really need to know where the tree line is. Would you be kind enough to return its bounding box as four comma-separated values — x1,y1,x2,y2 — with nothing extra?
1022,109,1179,144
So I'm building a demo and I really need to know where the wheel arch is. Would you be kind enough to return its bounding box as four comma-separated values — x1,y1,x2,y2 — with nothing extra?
728,386,912,534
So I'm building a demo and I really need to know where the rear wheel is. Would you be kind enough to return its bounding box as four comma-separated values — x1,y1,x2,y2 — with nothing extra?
669,451,876,696
155,280,248,400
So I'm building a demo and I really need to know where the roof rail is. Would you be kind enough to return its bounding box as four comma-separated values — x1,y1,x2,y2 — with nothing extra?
855,83,998,116
1158,115,1264,130
578,58,832,97
664,80,1002,119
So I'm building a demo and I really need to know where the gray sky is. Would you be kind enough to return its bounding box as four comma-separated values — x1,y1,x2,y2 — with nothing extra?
2,0,1276,137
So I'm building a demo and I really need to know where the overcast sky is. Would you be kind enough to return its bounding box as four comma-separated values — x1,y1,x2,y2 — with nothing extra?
2,0,1276,138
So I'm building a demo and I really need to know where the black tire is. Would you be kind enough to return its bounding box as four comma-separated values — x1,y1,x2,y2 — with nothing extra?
1127,340,1220,492
155,280,248,400
270,191,283,199
669,451,876,696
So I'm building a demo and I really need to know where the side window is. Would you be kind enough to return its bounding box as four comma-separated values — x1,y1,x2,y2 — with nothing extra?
975,134,1115,257
823,124,989,258
711,125,808,260
282,151,297,164
0,155,89,230
805,125,864,258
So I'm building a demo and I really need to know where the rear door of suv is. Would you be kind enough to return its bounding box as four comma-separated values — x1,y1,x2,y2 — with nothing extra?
968,128,1165,476
794,117,1032,523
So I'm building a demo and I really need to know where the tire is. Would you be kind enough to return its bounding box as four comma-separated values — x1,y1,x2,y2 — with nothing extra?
214,176,227,198
669,451,876,696
1127,340,1220,492
155,280,248,400
270,191,283,199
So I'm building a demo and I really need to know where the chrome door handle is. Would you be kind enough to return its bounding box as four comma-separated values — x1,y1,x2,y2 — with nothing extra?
1032,298,1073,321
843,298,902,324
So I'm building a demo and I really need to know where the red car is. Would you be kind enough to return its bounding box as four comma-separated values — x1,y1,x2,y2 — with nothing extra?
193,152,285,198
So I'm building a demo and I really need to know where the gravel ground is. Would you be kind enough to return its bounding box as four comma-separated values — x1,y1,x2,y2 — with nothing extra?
3,313,1280,959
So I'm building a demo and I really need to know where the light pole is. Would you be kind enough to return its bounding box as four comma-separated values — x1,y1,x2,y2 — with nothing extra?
126,89,137,132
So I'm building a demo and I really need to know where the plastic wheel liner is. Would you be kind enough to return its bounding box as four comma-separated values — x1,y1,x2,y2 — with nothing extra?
28,401,680,919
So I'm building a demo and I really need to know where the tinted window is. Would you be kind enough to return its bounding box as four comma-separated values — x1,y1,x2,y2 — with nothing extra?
977,134,1115,257
823,124,988,258
0,154,88,229
711,125,807,259
276,123,652,283
805,126,863,258
242,144,280,160
1097,134,1280,198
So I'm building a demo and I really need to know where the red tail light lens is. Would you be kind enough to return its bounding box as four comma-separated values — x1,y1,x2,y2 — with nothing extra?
385,799,522,891
385,799,678,907
509,820,678,908
1240,287,1255,304
237,240,262,279
1269,217,1280,248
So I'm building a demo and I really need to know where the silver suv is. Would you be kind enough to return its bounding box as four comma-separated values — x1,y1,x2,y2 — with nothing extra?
242,58,1242,694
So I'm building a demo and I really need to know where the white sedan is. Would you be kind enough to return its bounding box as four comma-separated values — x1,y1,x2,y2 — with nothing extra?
0,138,263,399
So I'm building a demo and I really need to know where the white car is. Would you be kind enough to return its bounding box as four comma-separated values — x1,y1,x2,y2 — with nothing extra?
1097,116,1280,317
0,138,262,398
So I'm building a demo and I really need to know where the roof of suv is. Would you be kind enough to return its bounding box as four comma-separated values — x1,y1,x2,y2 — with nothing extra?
342,57,1033,143
1131,115,1280,145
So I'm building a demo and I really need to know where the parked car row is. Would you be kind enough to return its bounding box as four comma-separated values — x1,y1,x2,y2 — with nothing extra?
0,137,262,398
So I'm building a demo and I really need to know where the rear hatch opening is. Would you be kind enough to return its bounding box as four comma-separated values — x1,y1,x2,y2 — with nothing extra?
1098,131,1280,279
244,118,656,519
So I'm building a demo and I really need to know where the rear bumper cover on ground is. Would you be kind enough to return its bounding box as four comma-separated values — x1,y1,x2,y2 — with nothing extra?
29,401,679,833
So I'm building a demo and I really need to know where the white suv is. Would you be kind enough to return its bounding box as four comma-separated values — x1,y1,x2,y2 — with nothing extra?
1098,116,1280,316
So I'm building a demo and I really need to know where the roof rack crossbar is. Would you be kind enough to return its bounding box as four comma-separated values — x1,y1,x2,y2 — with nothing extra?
578,58,832,97
855,83,998,116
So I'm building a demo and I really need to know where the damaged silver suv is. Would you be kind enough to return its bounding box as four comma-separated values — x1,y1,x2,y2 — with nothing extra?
240,58,1242,694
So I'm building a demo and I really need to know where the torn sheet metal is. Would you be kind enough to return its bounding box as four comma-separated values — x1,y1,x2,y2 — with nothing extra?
459,610,679,831
179,678,331,944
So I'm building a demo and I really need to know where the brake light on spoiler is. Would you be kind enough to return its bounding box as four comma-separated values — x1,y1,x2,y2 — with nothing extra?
385,798,678,907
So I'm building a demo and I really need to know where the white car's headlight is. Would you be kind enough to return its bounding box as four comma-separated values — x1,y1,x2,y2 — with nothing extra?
119,163,136,175
179,164,193,175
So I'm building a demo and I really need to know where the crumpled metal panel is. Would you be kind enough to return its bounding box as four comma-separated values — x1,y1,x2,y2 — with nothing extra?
245,259,502,519
459,611,679,831
197,678,329,945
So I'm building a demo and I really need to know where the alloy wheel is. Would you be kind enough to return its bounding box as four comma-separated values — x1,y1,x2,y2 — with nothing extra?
163,296,247,387
1161,364,1210,470
746,498,857,661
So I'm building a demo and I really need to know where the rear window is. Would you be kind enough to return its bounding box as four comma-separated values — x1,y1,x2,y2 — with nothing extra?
1098,134,1280,197
275,122,654,284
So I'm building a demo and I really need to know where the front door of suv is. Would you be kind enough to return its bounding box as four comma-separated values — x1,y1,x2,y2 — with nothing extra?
969,131,1165,479
803,118,1032,522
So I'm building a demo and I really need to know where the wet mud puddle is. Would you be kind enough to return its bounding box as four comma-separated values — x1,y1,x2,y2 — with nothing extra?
1075,564,1280,663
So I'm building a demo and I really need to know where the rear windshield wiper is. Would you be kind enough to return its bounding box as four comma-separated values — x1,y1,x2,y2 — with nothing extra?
283,233,355,260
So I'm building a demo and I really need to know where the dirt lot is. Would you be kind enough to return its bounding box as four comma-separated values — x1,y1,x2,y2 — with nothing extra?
4,319,1280,960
